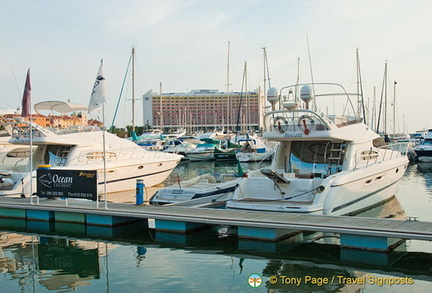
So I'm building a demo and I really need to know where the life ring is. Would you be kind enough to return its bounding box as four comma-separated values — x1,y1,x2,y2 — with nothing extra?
297,115,315,135
273,116,288,133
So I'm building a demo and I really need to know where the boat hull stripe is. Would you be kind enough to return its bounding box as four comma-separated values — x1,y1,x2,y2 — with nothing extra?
97,168,174,185
331,180,399,213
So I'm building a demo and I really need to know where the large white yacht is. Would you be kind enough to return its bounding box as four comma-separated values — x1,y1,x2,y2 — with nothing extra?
0,120,182,197
226,83,410,216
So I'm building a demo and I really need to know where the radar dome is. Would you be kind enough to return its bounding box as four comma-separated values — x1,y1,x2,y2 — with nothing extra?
267,87,279,104
300,85,314,103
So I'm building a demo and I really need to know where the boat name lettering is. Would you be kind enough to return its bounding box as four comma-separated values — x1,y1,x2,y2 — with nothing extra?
283,132,303,138
295,189,309,193
52,174,73,184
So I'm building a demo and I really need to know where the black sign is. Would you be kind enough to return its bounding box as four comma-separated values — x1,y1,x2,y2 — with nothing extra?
37,169,97,200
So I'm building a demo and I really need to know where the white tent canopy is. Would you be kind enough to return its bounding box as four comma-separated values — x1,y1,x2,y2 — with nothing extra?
34,101,88,114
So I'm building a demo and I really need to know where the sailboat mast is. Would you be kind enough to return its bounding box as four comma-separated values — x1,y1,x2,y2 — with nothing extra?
393,80,397,136
235,62,247,136
384,62,388,135
376,61,387,134
263,47,268,110
159,82,163,131
226,41,231,131
132,47,135,133
356,49,366,123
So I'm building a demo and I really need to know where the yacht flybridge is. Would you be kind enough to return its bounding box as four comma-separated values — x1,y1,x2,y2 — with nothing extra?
227,83,410,216
0,121,182,198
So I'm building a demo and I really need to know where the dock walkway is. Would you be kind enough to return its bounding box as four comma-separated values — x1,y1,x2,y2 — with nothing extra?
0,197,431,242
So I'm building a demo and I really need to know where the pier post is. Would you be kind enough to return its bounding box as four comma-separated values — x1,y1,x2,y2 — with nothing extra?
340,234,405,252
154,219,209,234
237,226,301,242
136,179,144,205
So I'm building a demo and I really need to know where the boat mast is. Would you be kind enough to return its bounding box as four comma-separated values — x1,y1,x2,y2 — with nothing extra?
371,86,376,130
393,80,397,136
306,34,316,110
226,41,231,131
263,47,272,109
235,62,247,138
376,61,387,135
160,81,163,131
132,47,135,133
356,48,366,123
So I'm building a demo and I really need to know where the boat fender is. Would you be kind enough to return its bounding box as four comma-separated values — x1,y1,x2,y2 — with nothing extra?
0,177,14,188
316,185,325,193
297,115,315,135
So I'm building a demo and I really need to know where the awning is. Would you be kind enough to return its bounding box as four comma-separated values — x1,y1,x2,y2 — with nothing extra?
34,101,88,114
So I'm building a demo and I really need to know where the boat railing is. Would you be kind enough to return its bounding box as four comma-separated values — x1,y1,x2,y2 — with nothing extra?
8,123,52,140
265,110,331,134
49,125,102,135
353,142,410,170
6,121,102,141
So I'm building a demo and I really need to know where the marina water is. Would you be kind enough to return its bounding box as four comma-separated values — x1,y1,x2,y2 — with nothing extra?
0,161,432,292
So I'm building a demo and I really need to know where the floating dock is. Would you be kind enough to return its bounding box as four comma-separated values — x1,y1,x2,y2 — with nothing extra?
0,197,431,252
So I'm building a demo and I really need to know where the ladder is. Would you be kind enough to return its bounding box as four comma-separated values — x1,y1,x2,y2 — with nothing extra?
327,142,345,175
57,146,72,166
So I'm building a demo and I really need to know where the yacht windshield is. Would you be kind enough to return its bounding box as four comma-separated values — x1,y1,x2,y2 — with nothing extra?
422,139,432,145
290,141,332,175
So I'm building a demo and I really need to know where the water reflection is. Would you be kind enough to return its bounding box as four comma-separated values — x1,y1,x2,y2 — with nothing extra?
1,219,432,292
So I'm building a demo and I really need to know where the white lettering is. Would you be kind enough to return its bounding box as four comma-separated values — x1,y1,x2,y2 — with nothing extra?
52,174,73,184
283,132,303,138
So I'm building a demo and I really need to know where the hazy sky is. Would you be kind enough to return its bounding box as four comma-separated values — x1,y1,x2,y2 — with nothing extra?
1,0,431,132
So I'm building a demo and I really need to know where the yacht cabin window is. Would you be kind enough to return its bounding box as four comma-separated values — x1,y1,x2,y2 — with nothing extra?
422,139,432,145
289,141,343,176
43,145,75,166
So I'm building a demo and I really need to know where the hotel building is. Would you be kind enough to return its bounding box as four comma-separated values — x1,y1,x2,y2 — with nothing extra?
142,89,266,133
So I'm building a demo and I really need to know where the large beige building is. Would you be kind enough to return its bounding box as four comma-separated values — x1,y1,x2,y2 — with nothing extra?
143,89,266,132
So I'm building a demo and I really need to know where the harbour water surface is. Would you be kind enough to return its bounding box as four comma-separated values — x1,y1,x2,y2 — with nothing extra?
0,161,432,292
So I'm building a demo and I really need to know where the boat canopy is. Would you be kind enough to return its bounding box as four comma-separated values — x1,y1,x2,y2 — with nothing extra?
34,101,88,114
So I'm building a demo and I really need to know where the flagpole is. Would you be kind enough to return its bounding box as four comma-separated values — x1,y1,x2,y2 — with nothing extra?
102,103,107,209
89,59,107,209
21,68,34,204
29,110,33,204
30,115,35,204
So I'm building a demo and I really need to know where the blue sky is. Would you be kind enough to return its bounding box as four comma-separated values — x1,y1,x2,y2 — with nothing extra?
1,0,431,132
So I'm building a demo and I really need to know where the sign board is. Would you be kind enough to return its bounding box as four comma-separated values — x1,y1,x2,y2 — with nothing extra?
37,169,98,201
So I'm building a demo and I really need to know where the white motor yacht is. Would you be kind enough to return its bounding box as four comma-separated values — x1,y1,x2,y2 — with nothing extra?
227,83,410,216
0,120,182,197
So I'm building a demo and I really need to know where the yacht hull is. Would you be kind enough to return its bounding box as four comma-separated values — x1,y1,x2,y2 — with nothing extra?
227,151,408,216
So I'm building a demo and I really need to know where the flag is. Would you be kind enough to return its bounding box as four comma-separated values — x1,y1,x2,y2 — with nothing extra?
21,68,31,117
88,60,106,113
